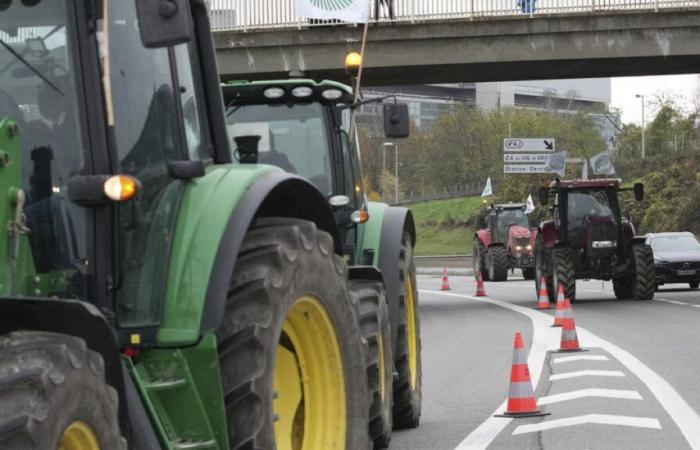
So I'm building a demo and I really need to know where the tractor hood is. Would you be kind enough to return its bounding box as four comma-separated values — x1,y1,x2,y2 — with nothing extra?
509,225,531,239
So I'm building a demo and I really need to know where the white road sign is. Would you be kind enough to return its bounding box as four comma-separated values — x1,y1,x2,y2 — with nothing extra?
503,153,549,163
504,165,550,174
503,138,556,152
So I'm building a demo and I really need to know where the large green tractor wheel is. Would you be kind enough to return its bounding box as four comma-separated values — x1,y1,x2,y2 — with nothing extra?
486,246,509,282
350,280,394,449
0,332,123,450
392,233,422,429
472,238,490,281
613,244,655,300
217,218,371,450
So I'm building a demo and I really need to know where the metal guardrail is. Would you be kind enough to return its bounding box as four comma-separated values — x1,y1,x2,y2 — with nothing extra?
208,0,700,31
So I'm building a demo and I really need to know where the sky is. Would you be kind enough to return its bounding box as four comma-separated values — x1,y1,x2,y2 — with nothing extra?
610,75,698,125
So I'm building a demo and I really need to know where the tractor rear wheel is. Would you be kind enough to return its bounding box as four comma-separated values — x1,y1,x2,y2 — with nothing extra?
350,280,394,449
690,282,699,290
554,247,576,303
0,332,123,450
614,245,655,300
217,218,371,450
392,233,422,429
472,238,490,281
487,246,509,282
522,267,535,280
534,235,556,302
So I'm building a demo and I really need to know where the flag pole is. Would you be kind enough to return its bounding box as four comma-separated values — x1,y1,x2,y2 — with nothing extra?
348,3,372,146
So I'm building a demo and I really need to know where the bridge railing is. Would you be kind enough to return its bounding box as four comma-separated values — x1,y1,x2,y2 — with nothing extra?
208,0,700,31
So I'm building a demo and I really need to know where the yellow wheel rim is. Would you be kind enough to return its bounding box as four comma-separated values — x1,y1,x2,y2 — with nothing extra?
273,296,346,450
378,331,387,401
59,421,100,450
405,273,418,389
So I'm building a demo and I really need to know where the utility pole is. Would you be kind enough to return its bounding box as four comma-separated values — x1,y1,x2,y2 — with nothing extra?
382,142,389,201
636,94,645,159
394,143,399,204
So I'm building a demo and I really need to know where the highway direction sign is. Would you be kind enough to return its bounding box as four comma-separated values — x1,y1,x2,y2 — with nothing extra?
503,138,556,152
504,164,550,174
503,153,549,163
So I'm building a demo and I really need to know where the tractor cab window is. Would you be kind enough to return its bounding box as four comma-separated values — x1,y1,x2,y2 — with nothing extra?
495,209,529,239
226,103,333,196
0,0,89,299
566,189,617,243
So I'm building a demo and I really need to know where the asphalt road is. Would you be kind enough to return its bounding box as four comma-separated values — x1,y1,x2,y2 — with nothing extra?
389,272,700,450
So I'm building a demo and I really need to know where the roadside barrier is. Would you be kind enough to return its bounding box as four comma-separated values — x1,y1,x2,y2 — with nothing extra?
475,273,487,297
440,268,451,291
495,332,549,418
537,276,550,309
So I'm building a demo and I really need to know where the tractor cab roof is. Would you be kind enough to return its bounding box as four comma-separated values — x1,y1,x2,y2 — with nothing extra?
549,179,621,190
221,79,355,106
486,203,526,212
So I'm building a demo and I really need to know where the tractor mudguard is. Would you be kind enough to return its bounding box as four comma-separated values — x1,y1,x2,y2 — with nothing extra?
195,168,339,339
348,266,384,284
539,221,557,248
487,242,505,249
475,229,492,248
0,297,130,441
375,206,416,352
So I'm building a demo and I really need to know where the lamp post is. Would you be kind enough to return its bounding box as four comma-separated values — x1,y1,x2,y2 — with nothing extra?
635,94,645,159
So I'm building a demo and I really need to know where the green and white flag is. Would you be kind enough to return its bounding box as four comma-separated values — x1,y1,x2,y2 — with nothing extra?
296,0,371,23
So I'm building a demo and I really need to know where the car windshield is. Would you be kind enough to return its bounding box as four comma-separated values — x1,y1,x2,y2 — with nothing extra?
650,235,700,252
0,0,89,299
226,102,333,195
497,208,529,236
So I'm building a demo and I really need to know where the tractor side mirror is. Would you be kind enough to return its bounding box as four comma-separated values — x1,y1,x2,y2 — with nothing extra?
383,103,409,139
633,183,644,202
234,135,261,164
136,0,193,48
538,187,549,206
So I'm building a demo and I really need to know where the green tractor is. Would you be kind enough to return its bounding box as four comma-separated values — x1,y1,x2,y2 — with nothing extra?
0,1,397,449
221,77,423,447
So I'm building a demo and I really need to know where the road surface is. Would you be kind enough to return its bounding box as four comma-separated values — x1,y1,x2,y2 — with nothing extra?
390,272,700,449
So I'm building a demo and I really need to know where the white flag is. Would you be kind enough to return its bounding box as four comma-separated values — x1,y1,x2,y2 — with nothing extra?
296,0,371,23
525,194,535,215
481,177,493,197
589,151,616,176
545,150,567,177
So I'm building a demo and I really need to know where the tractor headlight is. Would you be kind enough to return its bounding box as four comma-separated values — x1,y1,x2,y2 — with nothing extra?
322,89,343,100
526,245,532,251
263,87,285,99
291,86,314,98
516,245,523,251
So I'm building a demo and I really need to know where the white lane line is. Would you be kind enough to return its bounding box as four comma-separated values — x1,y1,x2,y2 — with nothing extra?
553,355,610,364
655,298,690,306
419,289,700,450
512,414,661,435
537,388,642,405
550,370,625,381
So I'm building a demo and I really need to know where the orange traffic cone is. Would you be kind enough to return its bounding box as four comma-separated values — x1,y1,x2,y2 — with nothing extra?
554,318,586,352
537,276,550,309
475,272,487,297
440,268,451,291
552,284,569,327
494,333,549,418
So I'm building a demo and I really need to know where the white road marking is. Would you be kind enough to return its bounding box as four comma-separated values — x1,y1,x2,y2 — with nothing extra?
419,289,700,450
655,298,690,306
553,355,610,364
512,414,662,435
549,370,625,381
537,388,642,405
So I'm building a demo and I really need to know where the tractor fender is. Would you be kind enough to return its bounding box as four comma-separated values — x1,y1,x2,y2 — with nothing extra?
487,242,505,250
475,229,492,248
375,205,416,352
539,220,557,248
0,297,130,442
348,266,384,284
198,168,339,336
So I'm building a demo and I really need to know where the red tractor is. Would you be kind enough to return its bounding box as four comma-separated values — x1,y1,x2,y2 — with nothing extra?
533,179,654,302
474,204,536,281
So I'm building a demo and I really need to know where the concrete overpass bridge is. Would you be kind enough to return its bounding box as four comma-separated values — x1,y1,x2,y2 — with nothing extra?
210,0,700,85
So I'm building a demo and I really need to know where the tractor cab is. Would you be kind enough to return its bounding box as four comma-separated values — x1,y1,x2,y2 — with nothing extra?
221,78,410,262
535,178,652,302
486,203,531,244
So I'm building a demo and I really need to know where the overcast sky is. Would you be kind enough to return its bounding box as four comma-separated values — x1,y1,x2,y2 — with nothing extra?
610,74,698,125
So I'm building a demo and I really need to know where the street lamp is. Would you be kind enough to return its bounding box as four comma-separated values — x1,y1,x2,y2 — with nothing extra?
635,94,645,159
383,142,399,204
